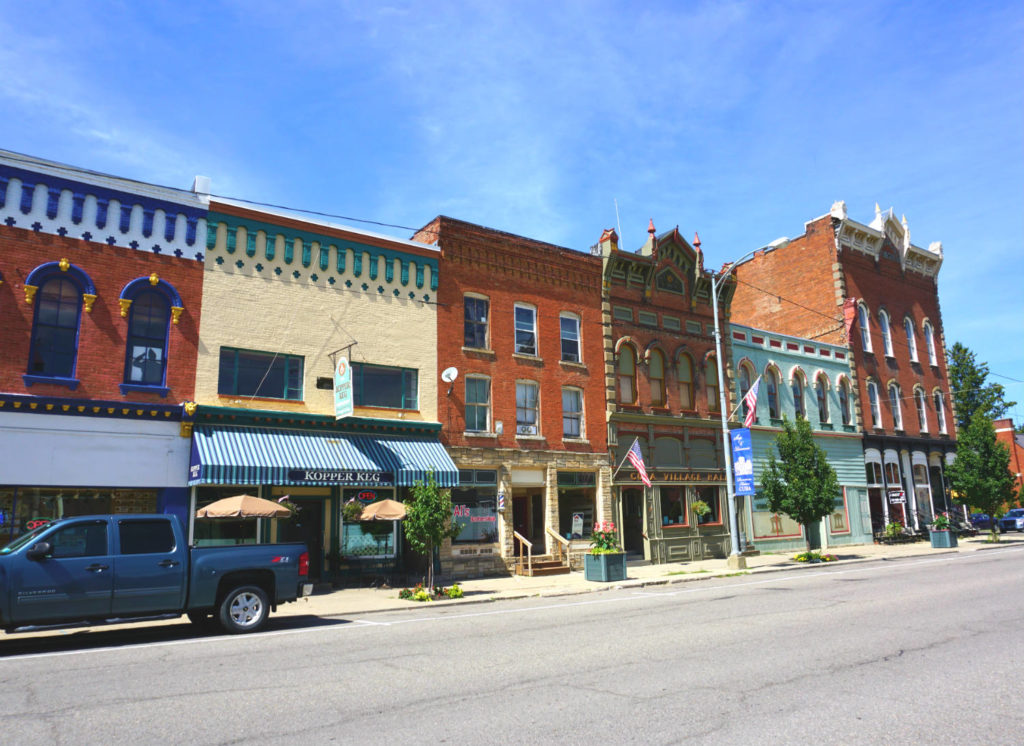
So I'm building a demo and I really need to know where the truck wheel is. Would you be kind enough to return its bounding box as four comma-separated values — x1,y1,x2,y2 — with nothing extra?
219,586,269,634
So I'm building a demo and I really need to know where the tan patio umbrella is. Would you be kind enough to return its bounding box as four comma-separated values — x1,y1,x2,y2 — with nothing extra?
196,494,293,519
360,499,407,521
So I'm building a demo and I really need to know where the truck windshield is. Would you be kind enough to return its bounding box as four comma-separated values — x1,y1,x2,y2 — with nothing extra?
0,521,57,554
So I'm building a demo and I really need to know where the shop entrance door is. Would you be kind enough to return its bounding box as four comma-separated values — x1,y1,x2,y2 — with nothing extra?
622,488,644,554
512,494,546,555
278,498,324,581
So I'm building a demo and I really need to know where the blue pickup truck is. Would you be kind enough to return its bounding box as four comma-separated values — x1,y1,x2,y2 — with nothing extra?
0,514,310,635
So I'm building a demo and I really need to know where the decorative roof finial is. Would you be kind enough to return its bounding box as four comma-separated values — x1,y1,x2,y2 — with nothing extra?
648,218,656,236
693,232,701,251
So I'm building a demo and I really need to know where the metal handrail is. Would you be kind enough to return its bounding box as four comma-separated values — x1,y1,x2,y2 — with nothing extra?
513,530,533,576
546,528,570,569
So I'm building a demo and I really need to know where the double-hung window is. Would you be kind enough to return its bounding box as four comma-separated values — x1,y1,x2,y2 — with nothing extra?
514,304,537,356
465,376,490,432
905,318,918,363
816,375,829,424
792,375,805,419
29,277,82,378
649,349,665,406
924,322,938,365
125,291,170,386
934,391,947,434
706,356,720,412
464,296,489,349
858,304,872,352
915,388,928,432
559,313,581,362
766,369,780,419
867,381,881,427
678,353,694,410
889,383,903,430
516,381,539,435
352,363,418,410
562,387,583,438
839,380,852,426
879,310,894,357
218,347,303,400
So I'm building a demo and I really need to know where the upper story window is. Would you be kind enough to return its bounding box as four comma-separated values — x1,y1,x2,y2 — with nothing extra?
934,390,947,434
857,303,872,353
464,295,489,349
766,368,780,419
792,373,806,419
738,363,755,422
649,349,666,406
617,346,637,405
923,321,938,366
465,376,490,432
888,382,903,430
839,378,852,426
867,380,881,427
516,380,539,435
124,291,170,387
514,304,537,356
904,317,918,363
559,313,581,363
218,347,304,401
915,387,928,432
879,309,894,357
865,461,883,486
678,353,694,410
706,356,720,412
353,362,418,410
562,387,583,438
815,374,829,424
29,277,82,379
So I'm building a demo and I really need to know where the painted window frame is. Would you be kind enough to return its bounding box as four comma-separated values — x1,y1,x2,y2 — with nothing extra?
915,386,928,433
649,348,666,407
888,382,903,430
705,355,721,413
617,346,637,405
464,375,491,433
839,378,852,426
792,372,806,419
353,362,418,410
515,380,540,436
815,374,830,424
559,312,581,363
122,290,171,392
766,367,780,420
933,390,947,434
857,303,872,353
677,352,695,411
879,309,894,357
904,317,919,363
923,321,938,366
464,294,490,350
513,303,538,356
118,276,182,397
27,276,83,384
562,386,584,439
218,347,305,401
738,363,754,422
867,380,881,428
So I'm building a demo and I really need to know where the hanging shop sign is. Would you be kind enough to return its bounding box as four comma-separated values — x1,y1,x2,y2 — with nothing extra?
887,488,906,504
731,428,755,496
334,353,353,420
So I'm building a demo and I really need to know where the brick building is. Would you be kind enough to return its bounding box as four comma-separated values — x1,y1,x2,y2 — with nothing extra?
0,150,208,541
993,419,1024,504
190,199,456,582
731,201,956,535
599,222,737,563
413,216,610,575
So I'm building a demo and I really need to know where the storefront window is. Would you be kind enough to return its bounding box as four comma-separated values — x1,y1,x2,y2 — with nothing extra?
558,472,596,539
451,470,498,544
341,522,395,557
660,487,687,527
194,486,259,546
829,490,849,534
695,486,721,525
0,487,157,546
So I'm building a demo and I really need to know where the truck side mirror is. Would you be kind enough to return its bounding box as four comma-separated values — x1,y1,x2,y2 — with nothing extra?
26,542,52,560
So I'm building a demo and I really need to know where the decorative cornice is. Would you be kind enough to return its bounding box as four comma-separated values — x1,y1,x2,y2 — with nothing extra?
193,404,442,435
0,393,183,421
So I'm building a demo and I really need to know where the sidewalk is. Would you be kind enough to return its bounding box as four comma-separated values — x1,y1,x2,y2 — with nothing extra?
279,532,1024,620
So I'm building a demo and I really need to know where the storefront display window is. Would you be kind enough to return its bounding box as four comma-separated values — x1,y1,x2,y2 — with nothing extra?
194,486,259,546
751,491,802,539
695,486,721,525
452,470,498,544
558,471,596,539
829,489,850,534
660,487,687,527
0,487,158,546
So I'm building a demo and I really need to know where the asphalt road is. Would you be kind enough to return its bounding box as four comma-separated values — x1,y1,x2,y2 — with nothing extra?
2,547,1023,745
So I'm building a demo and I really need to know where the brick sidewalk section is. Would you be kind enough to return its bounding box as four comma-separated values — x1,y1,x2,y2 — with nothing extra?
281,532,1024,619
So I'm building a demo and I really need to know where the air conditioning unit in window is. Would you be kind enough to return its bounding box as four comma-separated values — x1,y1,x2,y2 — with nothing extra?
517,424,538,436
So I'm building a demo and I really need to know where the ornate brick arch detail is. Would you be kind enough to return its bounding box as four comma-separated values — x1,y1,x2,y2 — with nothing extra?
812,369,832,389
735,356,757,374
643,340,665,364
614,337,639,363
788,365,807,384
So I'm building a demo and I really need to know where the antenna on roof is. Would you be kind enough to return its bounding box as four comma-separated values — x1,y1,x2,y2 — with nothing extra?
614,198,623,245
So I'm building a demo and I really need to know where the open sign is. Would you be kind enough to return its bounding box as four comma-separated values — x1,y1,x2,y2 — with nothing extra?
357,491,377,502
26,519,51,531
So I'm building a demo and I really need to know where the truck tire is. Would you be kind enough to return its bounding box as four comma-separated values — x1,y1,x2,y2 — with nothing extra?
218,585,269,634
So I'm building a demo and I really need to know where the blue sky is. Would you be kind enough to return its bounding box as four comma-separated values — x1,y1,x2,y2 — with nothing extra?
2,1,1021,421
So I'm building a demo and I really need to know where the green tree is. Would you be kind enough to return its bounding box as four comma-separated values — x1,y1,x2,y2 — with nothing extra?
946,342,1016,432
760,417,841,550
405,471,462,589
946,413,1020,541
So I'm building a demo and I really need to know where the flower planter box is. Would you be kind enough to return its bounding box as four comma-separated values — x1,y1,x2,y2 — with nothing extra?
584,552,627,582
930,530,957,548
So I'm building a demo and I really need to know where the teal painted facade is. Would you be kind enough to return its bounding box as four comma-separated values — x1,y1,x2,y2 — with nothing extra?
730,324,872,550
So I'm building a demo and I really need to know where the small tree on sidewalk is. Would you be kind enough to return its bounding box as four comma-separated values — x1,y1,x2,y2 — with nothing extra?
760,416,841,551
946,413,1019,542
405,471,462,589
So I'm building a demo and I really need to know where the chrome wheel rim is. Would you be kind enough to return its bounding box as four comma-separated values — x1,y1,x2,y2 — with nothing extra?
229,592,264,628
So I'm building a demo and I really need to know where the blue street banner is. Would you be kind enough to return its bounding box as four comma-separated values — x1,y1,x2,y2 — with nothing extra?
731,427,755,495
334,353,353,420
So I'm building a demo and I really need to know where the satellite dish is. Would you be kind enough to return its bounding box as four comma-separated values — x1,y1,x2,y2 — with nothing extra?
441,367,459,383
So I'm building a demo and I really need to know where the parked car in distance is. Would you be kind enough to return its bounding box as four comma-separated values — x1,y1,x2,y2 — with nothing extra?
970,513,992,530
997,508,1024,533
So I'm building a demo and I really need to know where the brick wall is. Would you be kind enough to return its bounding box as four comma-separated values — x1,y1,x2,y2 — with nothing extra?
0,225,203,401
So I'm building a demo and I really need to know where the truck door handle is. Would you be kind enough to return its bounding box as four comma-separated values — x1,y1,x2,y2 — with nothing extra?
158,559,180,568
85,564,109,572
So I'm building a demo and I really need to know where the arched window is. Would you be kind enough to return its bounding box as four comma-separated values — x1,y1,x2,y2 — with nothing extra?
933,390,947,434
867,381,881,428
738,363,754,422
839,378,852,426
649,349,665,406
915,387,927,432
879,310,893,357
617,347,637,405
923,322,938,366
792,372,805,419
888,382,903,430
904,318,918,363
705,356,720,412
124,291,170,386
816,374,829,424
857,303,872,353
677,353,694,410
29,277,82,378
766,368,780,419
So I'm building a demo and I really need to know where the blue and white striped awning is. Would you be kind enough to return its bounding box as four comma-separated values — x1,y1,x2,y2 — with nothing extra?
188,425,459,487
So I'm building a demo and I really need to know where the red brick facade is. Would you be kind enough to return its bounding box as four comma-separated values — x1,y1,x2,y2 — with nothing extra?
993,419,1024,502
0,225,203,402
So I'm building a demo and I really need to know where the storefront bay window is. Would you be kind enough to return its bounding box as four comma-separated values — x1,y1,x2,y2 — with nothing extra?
660,487,687,527
451,470,499,543
558,471,596,539
695,485,721,526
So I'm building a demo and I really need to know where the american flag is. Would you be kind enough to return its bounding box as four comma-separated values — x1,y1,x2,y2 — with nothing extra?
743,376,762,428
627,438,652,488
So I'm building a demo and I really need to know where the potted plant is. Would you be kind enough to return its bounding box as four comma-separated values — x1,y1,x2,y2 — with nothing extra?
883,520,903,543
584,521,627,582
929,512,958,548
690,499,711,520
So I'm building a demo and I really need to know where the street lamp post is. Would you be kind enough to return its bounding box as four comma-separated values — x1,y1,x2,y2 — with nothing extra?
709,241,787,570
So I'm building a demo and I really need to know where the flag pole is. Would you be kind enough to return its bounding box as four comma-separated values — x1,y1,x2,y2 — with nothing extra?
729,375,762,421
611,437,641,480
